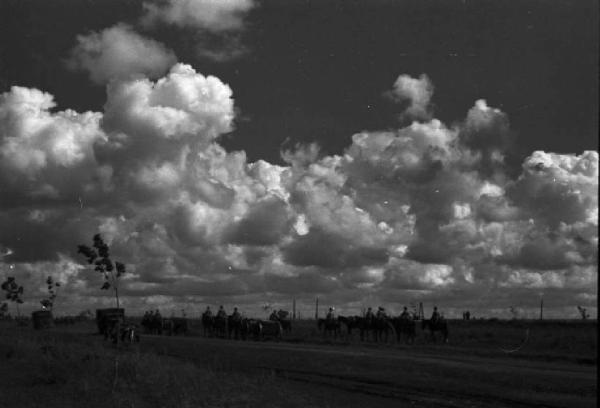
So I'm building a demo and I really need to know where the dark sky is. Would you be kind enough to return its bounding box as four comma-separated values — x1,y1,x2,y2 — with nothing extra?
1,0,597,166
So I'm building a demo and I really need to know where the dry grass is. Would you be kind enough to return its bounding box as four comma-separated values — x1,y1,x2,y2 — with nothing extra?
0,318,595,408
0,326,319,408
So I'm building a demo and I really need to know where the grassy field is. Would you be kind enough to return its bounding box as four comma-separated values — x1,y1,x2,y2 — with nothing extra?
0,318,596,408
181,317,597,364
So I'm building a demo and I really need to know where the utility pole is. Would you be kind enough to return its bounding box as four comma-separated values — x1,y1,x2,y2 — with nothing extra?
292,298,296,320
539,296,544,320
315,297,319,319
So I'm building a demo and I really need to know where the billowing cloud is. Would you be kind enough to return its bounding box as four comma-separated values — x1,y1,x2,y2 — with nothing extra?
386,74,434,120
67,24,177,85
102,63,234,143
0,70,596,318
141,0,255,31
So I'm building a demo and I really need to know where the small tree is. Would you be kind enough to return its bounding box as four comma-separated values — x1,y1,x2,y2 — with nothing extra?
77,234,127,309
577,305,589,320
1,277,24,318
40,276,61,311
0,302,8,318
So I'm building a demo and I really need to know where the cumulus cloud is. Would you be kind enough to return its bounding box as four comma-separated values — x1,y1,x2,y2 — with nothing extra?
0,87,103,175
67,24,177,85
102,63,234,143
141,0,255,31
386,74,434,120
0,69,596,317
0,86,109,208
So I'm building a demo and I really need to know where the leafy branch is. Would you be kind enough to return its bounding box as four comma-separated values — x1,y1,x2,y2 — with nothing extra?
1,277,24,318
40,276,61,311
77,234,127,309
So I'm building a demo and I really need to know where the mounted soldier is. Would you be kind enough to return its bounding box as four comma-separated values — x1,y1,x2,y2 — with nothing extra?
201,306,214,337
217,305,227,319
400,306,411,320
376,306,387,319
365,307,374,321
326,307,336,321
431,306,441,323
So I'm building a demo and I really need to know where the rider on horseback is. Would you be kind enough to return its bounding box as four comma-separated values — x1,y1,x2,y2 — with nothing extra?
400,306,411,320
326,307,336,321
231,307,241,320
431,306,441,323
365,307,374,320
203,306,213,317
376,306,387,319
217,305,227,319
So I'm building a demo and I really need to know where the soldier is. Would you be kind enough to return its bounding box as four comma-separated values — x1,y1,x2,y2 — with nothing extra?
365,307,374,320
431,306,440,323
203,306,213,317
326,307,336,321
376,306,387,319
231,307,241,320
217,305,227,319
400,306,411,320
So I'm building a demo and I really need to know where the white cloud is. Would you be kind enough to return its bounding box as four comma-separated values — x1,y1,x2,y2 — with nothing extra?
0,87,103,176
387,74,434,120
141,0,255,31
0,70,596,316
102,63,234,145
67,24,177,85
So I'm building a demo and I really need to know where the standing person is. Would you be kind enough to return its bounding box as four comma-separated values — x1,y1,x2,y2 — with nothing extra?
203,306,213,318
365,307,374,320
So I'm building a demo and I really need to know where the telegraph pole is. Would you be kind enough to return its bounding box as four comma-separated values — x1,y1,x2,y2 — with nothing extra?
539,296,544,320
292,298,296,320
315,297,319,319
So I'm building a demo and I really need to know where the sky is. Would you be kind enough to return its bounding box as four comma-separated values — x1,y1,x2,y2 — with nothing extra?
0,0,597,319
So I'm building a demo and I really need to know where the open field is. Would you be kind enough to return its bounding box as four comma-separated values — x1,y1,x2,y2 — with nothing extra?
0,319,596,408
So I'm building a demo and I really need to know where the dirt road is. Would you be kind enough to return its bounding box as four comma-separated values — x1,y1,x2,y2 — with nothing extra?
139,335,597,408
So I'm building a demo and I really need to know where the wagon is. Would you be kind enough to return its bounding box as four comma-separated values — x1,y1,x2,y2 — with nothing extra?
95,308,125,335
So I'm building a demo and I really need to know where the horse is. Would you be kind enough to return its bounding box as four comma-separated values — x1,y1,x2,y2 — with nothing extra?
391,316,416,344
257,320,283,340
228,315,243,339
120,323,140,344
317,318,341,339
421,318,449,343
201,313,214,337
240,318,261,340
162,317,188,336
337,315,361,338
371,316,395,343
213,315,228,338
269,310,292,335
